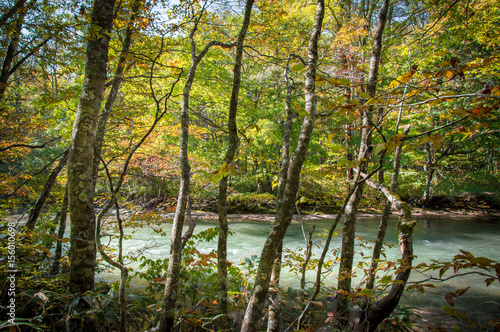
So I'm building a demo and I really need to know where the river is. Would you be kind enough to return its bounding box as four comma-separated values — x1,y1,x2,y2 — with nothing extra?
99,212,500,326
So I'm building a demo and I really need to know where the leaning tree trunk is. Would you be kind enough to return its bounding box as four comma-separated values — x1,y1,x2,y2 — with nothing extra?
366,125,410,290
50,184,69,275
353,171,415,332
216,1,254,330
0,8,25,101
67,0,115,294
336,0,390,325
26,149,69,231
241,2,324,330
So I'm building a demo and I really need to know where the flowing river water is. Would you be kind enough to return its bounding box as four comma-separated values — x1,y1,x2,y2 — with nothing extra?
99,212,500,326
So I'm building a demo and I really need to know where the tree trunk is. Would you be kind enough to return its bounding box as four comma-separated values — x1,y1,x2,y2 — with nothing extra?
67,0,115,294
267,60,294,332
266,242,283,332
423,143,434,203
92,0,142,191
51,185,69,275
241,2,324,330
0,9,25,101
26,149,69,231
337,0,390,324
353,171,415,332
366,125,410,290
159,10,234,330
216,1,254,330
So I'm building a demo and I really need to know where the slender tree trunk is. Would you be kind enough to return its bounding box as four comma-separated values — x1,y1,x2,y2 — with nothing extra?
51,185,69,275
353,171,415,332
216,1,254,330
241,2,324,330
160,9,234,329
267,60,294,332
67,0,115,294
300,224,315,289
337,0,390,325
92,0,142,191
0,10,24,101
26,149,69,230
423,143,434,202
365,125,410,290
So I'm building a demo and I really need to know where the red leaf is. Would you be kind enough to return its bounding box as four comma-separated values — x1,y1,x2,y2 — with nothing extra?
445,293,455,307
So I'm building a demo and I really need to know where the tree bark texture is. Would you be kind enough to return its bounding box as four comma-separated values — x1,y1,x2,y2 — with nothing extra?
216,1,254,330
26,149,69,230
267,62,294,332
159,12,233,330
337,0,390,323
354,171,414,332
0,9,25,100
67,0,115,294
92,0,142,191
366,125,410,290
241,1,324,330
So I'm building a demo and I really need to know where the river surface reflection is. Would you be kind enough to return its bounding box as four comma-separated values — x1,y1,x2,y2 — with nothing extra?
99,212,500,320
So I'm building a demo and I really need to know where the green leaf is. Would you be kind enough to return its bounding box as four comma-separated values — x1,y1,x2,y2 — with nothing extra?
298,108,311,118
379,275,392,284
337,159,349,166
290,63,305,71
211,173,224,183
374,143,386,156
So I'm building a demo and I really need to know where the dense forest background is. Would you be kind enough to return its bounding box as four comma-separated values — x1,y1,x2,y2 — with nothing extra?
1,0,499,331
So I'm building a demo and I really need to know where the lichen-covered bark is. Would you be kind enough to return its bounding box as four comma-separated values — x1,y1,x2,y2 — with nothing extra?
366,125,410,290
67,0,115,293
241,2,324,330
336,0,390,324
267,64,294,332
159,11,234,330
216,1,254,330
92,0,142,191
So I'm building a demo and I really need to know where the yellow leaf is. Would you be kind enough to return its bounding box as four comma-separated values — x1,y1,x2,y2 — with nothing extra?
443,70,454,79
491,86,500,96
389,70,415,88
430,134,445,150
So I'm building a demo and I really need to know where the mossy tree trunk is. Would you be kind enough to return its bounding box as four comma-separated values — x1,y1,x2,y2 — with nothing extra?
337,0,390,324
67,0,115,294
159,7,236,330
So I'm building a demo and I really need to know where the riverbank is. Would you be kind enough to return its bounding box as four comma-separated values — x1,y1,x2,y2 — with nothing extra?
184,207,500,224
